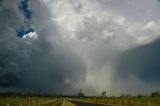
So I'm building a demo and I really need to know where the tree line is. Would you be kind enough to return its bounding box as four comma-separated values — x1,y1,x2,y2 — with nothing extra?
77,89,160,98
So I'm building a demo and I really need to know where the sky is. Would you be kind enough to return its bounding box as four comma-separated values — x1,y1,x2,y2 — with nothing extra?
0,0,160,96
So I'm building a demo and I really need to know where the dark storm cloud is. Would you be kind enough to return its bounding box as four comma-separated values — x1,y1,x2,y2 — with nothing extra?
0,0,2,4
116,38,160,86
18,0,32,20
0,0,86,94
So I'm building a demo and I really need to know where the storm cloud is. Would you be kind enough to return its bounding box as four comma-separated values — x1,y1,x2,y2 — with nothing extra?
114,38,160,95
0,0,86,94
0,0,160,96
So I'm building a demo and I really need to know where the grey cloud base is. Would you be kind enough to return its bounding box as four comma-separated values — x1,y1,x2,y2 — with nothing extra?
0,0,86,94
115,38,160,94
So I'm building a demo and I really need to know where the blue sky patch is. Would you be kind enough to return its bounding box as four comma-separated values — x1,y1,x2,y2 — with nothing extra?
16,0,37,39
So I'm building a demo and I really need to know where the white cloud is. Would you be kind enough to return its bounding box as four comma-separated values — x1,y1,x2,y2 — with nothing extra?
144,21,156,29
23,32,38,39
114,16,126,24
126,21,160,45
44,0,160,49
39,0,160,95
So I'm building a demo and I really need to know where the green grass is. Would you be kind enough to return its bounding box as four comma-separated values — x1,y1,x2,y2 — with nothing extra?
0,97,61,106
76,97,160,106
1,97,160,106
61,99,76,106
42,99,62,106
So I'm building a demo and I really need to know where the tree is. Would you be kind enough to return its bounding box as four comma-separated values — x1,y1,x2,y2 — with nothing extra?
101,91,107,98
151,91,160,98
137,95,143,98
121,94,125,98
78,89,84,97
125,94,132,98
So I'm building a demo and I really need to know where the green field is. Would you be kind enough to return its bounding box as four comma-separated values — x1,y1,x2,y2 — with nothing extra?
76,97,160,106
0,97,160,106
0,97,62,106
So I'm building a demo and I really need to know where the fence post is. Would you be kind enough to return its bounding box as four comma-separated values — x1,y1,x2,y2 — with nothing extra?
20,102,22,106
148,100,150,106
125,100,127,104
33,101,35,106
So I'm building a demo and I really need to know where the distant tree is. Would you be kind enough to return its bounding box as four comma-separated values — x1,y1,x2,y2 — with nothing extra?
151,91,160,98
101,91,107,98
121,94,125,98
78,89,84,97
125,94,132,98
137,95,143,98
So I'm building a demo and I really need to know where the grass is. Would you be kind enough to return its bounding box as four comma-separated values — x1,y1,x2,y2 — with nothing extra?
0,97,75,106
76,97,160,106
42,99,62,106
1,97,160,106
61,99,76,106
0,97,61,106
